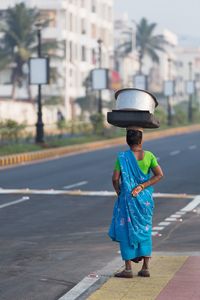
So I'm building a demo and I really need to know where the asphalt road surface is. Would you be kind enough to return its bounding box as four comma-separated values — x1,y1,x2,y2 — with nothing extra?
0,131,200,300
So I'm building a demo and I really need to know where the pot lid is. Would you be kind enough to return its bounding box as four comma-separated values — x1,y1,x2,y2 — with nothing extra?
115,88,158,107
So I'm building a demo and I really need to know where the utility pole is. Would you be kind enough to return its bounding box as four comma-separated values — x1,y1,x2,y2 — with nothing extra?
97,38,102,114
188,61,193,123
167,58,173,126
35,22,44,143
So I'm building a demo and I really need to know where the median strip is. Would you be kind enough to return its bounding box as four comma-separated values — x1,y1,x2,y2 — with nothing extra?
0,124,200,167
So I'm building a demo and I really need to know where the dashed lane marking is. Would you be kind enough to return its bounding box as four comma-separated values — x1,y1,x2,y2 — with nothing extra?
170,150,181,156
0,196,30,209
63,181,88,190
189,145,197,150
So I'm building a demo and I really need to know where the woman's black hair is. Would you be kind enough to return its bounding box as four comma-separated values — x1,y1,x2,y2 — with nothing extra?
126,130,143,146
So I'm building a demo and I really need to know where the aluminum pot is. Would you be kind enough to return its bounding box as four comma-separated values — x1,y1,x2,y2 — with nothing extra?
115,88,158,114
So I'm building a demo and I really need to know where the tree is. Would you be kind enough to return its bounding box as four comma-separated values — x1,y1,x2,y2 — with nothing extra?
114,18,167,74
136,18,167,73
0,2,60,100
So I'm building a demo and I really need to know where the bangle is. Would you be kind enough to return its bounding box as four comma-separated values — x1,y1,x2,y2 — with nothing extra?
139,184,145,190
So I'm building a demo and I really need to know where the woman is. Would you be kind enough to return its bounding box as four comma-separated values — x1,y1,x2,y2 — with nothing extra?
108,128,163,278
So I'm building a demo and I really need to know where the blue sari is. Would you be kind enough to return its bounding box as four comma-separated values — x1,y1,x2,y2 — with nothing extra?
108,150,154,260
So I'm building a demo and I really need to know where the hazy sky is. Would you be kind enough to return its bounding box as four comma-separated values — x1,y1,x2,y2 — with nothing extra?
114,0,200,37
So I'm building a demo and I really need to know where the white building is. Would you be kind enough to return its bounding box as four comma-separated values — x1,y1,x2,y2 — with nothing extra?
0,0,114,122
114,14,139,88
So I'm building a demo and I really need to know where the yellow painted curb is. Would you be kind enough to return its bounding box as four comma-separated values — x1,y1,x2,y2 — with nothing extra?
88,256,188,300
0,124,200,167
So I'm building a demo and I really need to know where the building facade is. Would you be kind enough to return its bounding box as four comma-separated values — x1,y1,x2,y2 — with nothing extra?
0,0,114,122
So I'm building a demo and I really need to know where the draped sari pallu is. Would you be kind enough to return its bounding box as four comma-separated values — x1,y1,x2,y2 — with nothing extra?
109,150,154,259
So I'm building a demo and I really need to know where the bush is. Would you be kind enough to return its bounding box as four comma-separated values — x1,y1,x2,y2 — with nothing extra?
90,113,105,135
154,107,167,126
0,119,26,142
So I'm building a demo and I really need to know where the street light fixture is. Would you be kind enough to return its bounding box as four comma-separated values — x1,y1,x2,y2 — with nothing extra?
97,38,103,114
187,61,194,122
35,21,43,143
29,20,50,144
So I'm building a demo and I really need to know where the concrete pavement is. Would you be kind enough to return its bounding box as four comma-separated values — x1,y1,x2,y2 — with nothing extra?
87,255,200,300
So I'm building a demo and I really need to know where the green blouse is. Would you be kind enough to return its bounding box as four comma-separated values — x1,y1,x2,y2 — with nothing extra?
114,151,158,175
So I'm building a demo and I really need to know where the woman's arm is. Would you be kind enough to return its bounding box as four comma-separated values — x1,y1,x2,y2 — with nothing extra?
132,165,164,197
112,170,121,195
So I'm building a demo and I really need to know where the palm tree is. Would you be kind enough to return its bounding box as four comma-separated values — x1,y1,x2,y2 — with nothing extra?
136,18,167,73
0,2,60,100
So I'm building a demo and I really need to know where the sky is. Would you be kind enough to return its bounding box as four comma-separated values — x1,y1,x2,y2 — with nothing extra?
114,0,200,38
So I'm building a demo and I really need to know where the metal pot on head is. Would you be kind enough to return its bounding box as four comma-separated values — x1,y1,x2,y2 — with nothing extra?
115,88,158,114
107,88,160,128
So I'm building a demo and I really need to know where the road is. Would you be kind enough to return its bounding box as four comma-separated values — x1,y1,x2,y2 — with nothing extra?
0,131,200,300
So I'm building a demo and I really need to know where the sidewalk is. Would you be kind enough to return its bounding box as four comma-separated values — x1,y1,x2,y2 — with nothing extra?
87,255,200,300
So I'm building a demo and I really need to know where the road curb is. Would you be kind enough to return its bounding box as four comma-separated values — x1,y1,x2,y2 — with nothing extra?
0,124,200,167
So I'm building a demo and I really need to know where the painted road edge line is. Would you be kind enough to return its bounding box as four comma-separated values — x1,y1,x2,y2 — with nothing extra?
58,257,122,300
152,195,200,236
0,189,195,198
0,196,30,209
181,195,200,212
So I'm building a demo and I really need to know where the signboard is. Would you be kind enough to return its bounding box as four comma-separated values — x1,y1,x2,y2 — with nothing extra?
164,80,174,96
29,57,50,85
186,80,195,95
133,74,147,90
91,68,109,90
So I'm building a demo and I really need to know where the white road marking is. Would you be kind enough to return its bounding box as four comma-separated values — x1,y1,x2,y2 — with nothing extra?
165,217,177,221
189,145,197,150
0,196,30,209
152,231,158,236
170,150,180,156
0,189,195,199
158,222,170,226
175,211,186,215
63,181,88,190
153,226,164,231
170,214,182,218
181,195,200,212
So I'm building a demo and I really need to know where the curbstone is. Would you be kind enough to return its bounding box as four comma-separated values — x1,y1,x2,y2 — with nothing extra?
0,124,200,168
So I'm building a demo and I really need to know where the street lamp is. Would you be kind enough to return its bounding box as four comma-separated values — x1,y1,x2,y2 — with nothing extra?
29,21,50,144
97,38,103,114
188,61,193,122
167,58,173,126
35,21,44,143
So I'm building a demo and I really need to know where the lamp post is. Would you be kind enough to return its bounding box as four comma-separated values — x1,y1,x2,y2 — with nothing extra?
35,21,44,143
188,61,193,123
97,38,103,114
167,58,173,126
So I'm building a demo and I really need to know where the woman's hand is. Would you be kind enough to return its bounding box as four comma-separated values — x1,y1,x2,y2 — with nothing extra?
131,185,143,197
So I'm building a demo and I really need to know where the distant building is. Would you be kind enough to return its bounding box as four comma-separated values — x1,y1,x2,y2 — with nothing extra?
114,14,139,88
0,0,114,121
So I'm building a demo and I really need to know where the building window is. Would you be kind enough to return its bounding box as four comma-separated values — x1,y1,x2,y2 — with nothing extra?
91,48,96,65
80,0,85,7
91,0,96,13
81,46,86,61
69,41,73,62
69,13,73,31
81,18,86,34
91,23,96,39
